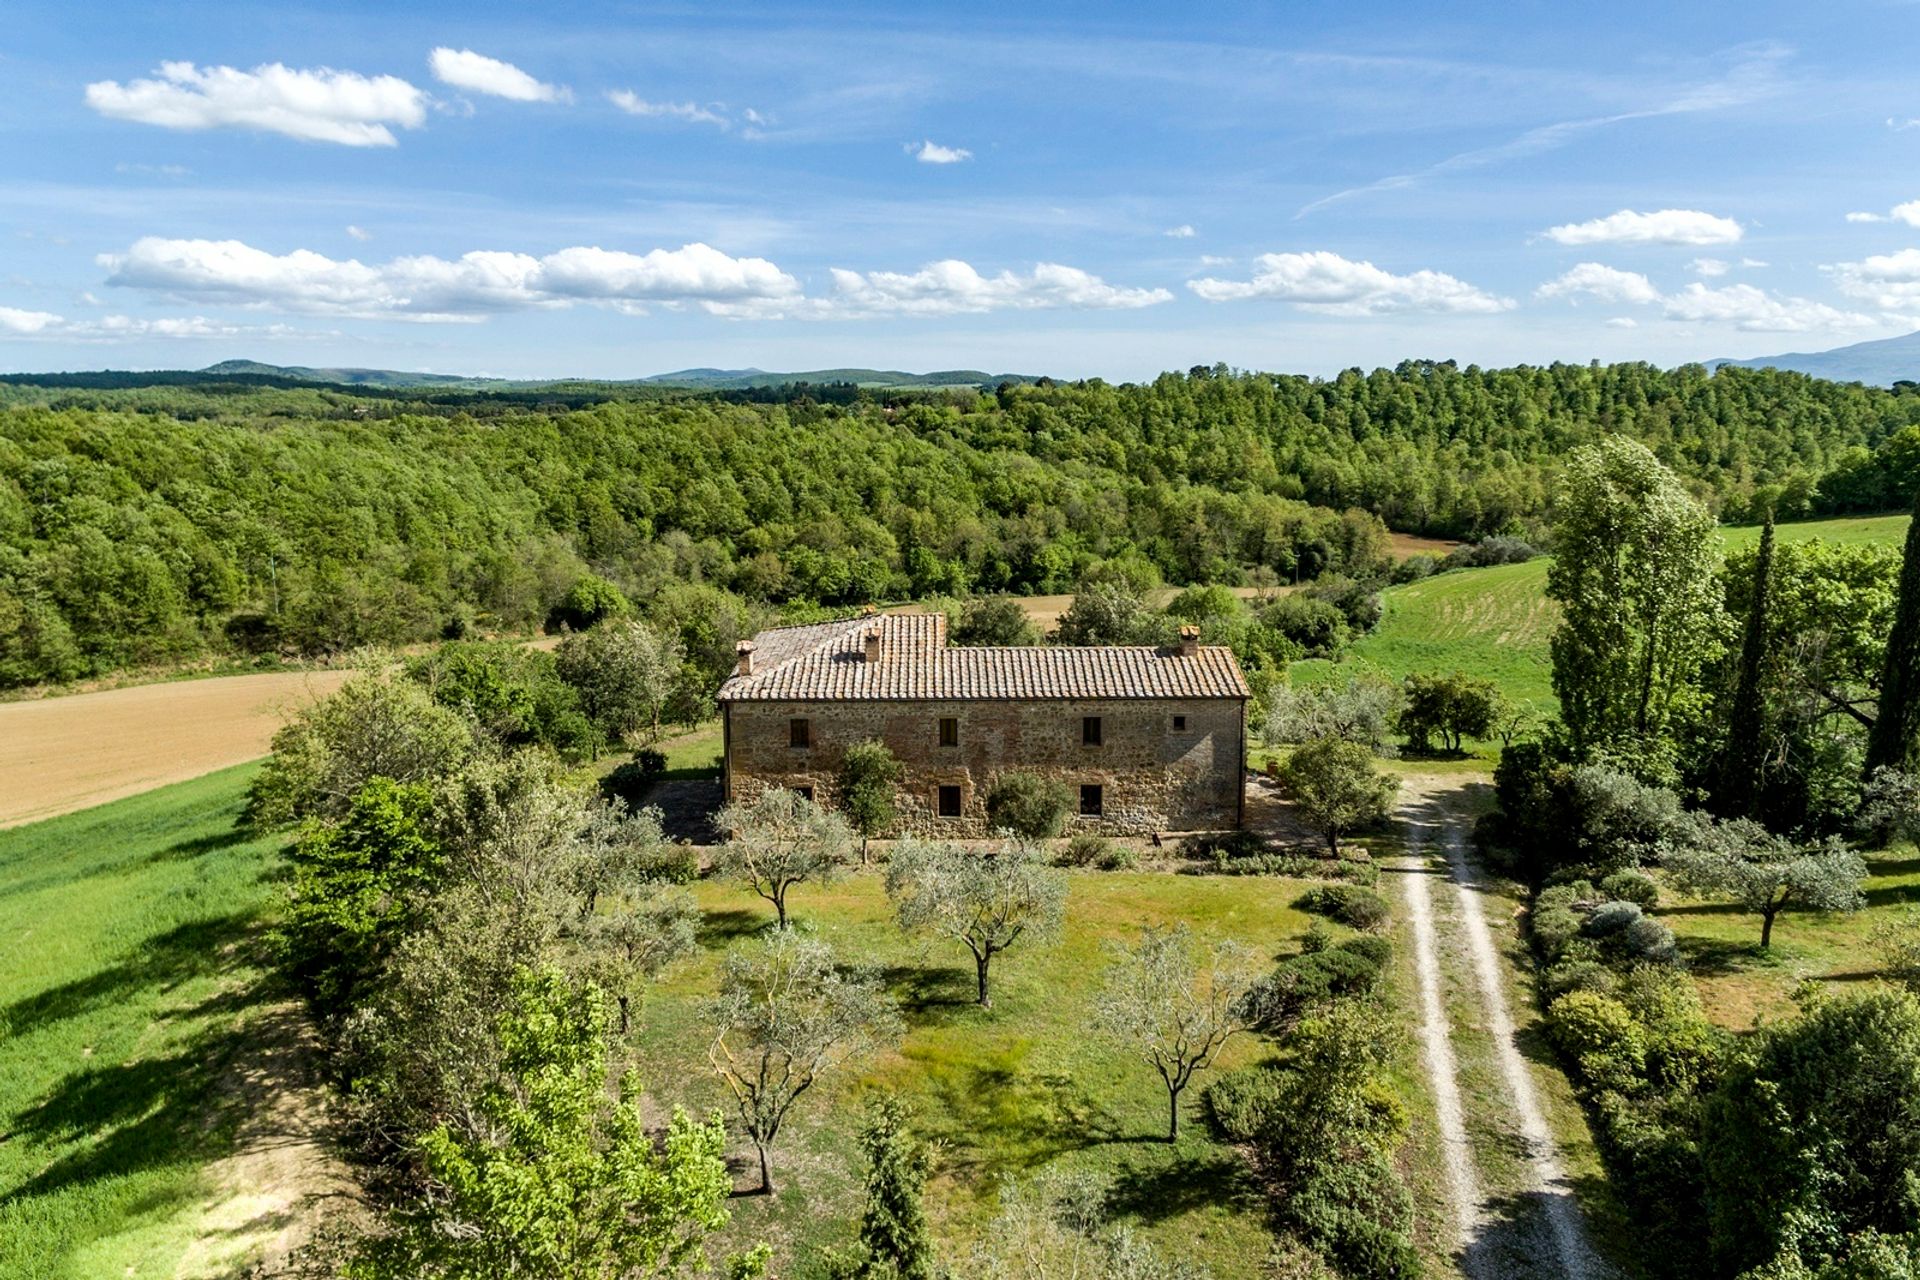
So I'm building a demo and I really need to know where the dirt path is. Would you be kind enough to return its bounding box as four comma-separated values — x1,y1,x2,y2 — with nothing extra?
1396,774,1608,1280
0,670,353,828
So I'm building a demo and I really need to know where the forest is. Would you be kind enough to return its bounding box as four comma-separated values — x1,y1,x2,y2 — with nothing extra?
4,360,1920,688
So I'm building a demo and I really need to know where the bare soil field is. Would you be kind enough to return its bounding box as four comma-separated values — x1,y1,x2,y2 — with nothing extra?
0,669,350,828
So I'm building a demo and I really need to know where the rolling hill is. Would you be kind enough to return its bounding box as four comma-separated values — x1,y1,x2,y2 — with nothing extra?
1709,329,1920,387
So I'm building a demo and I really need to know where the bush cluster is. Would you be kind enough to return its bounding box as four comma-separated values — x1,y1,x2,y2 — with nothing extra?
1297,883,1391,932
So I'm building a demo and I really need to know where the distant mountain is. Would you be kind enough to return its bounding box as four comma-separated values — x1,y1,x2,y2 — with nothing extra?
1708,330,1920,387
635,366,1041,390
199,359,510,389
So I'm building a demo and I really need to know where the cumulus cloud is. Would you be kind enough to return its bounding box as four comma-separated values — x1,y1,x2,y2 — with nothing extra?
1540,262,1877,332
911,140,971,165
1604,317,1639,329
0,306,64,334
1163,225,1196,239
1187,251,1513,315
346,225,372,242
99,237,801,320
1542,208,1743,246
607,91,728,127
1830,247,1920,312
1536,263,1663,305
1848,211,1887,223
1691,257,1730,277
428,48,565,103
0,304,308,341
85,61,427,146
825,260,1170,316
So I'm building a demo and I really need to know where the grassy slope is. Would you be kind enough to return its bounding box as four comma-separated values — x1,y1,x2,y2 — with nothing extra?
0,764,288,1280
626,871,1340,1277
1295,513,1913,716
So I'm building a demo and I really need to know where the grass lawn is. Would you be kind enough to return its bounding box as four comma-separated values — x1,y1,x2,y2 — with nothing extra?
0,763,291,1280
1650,843,1920,1029
1292,512,1913,719
624,869,1345,1277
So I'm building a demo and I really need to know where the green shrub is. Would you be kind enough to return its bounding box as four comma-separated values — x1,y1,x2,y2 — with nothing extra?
1297,884,1391,932
1544,958,1617,998
1301,921,1333,954
1097,842,1140,871
983,771,1073,840
640,845,700,885
1549,989,1648,1093
1338,934,1393,970
1204,1064,1285,1142
1602,868,1661,908
1060,833,1111,866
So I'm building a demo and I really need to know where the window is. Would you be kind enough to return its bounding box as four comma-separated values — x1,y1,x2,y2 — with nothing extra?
938,717,959,747
1082,716,1103,746
937,785,962,818
789,718,811,748
1079,784,1104,816
1171,714,1187,732
794,785,814,803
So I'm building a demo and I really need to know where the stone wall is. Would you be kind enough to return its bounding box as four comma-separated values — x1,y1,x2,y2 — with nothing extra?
722,695,1244,835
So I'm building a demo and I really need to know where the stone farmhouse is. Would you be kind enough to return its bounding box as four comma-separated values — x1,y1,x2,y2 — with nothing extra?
716,612,1249,836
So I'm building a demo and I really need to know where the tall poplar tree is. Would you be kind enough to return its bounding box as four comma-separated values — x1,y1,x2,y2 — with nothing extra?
1547,437,1722,764
1717,514,1776,817
1867,492,1920,776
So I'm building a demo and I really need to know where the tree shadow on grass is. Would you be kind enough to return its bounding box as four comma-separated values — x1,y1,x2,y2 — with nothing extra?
695,908,766,950
1103,1146,1264,1225
1865,882,1920,908
917,1061,1129,1184
876,964,976,1020
140,826,255,865
1679,935,1768,975
0,912,263,1038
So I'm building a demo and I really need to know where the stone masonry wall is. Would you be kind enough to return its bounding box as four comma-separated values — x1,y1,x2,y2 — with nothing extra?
723,696,1244,835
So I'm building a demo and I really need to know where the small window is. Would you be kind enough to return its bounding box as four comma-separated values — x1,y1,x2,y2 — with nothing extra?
1082,716,1103,746
938,717,959,747
937,785,963,818
1172,714,1187,732
789,718,811,748
1079,784,1104,816
793,785,814,803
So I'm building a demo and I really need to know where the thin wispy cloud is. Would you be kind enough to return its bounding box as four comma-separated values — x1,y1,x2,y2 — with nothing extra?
608,91,729,128
911,140,972,164
85,61,427,146
1163,224,1197,239
1844,200,1920,226
1190,250,1512,315
428,48,566,103
1296,43,1789,218
825,260,1169,315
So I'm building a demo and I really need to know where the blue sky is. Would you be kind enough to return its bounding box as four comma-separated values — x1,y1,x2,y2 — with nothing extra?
4,0,1920,380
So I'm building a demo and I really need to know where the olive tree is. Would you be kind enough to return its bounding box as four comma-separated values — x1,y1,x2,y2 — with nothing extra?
555,617,682,746
714,787,854,929
1093,924,1259,1142
885,839,1067,1008
1262,672,1400,753
1396,670,1503,754
1668,814,1867,950
706,931,899,1194
1276,736,1399,855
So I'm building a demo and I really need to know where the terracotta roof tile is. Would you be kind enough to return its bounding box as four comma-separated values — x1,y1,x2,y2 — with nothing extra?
719,613,1250,702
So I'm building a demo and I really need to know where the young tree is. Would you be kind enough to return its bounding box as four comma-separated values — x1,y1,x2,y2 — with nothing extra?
246,667,475,828
1668,815,1867,950
1547,437,1722,759
556,617,682,745
885,839,1067,1008
983,770,1073,841
1396,670,1502,754
1867,488,1920,776
706,932,899,1194
568,801,698,1033
1261,671,1401,753
1054,583,1169,646
962,1170,1205,1280
713,787,854,929
1716,514,1776,818
837,739,903,863
833,1095,936,1280
952,596,1042,647
354,967,738,1280
1276,736,1399,855
1861,766,1920,848
1093,924,1259,1142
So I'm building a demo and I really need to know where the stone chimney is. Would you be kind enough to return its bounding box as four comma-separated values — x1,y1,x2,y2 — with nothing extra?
735,640,756,677
864,626,883,664
1177,625,1200,658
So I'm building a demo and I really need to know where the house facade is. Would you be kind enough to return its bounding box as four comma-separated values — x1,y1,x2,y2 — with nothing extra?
716,612,1249,836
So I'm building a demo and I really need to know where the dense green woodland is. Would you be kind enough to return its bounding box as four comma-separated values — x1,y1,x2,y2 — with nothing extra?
5,360,1920,687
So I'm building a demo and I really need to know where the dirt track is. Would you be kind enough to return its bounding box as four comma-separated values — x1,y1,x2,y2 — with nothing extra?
0,670,351,828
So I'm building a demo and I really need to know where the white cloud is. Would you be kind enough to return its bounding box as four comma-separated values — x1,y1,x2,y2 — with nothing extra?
99,236,801,320
346,225,372,242
85,61,427,146
1536,263,1663,305
1848,211,1887,223
1844,201,1920,227
114,161,190,178
1691,257,1730,277
1198,255,1232,267
607,91,727,127
1741,257,1769,269
824,260,1170,316
1605,317,1639,329
1543,208,1743,247
911,140,972,165
428,48,565,103
1662,282,1875,332
1163,225,1196,239
0,306,63,334
1188,250,1513,315
1831,247,1920,312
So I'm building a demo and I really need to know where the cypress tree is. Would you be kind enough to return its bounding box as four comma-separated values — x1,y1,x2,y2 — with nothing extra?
1867,493,1920,776
1718,514,1775,818
853,1095,934,1280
